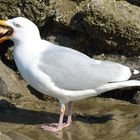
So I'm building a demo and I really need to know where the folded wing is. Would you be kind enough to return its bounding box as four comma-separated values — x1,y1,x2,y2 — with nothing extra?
39,45,131,90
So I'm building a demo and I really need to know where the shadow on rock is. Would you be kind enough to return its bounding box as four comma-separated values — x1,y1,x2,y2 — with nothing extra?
27,85,58,102
70,12,87,32
0,40,17,71
0,99,113,125
0,99,59,125
75,114,114,124
126,0,140,6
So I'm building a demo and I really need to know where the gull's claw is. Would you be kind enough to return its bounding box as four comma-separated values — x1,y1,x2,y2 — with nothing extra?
41,123,70,132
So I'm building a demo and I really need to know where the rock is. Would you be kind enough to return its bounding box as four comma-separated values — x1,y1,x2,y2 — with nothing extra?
0,131,33,140
0,0,140,55
133,91,140,104
36,0,140,55
0,77,8,96
0,60,29,99
0,99,17,112
0,133,12,140
0,0,140,103
68,0,140,55
0,0,48,26
127,0,140,6
8,131,34,140
133,124,140,135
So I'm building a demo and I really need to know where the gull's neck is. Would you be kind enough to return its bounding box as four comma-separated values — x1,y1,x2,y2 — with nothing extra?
13,34,41,48
13,33,42,65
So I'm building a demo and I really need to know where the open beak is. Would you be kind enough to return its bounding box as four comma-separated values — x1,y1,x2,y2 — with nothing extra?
0,20,14,43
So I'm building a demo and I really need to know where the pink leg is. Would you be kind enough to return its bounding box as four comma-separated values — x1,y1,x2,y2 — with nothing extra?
41,104,66,132
41,102,73,132
67,101,72,124
58,104,65,129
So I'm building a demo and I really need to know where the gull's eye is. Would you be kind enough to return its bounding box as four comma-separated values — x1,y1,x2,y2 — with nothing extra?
15,24,21,28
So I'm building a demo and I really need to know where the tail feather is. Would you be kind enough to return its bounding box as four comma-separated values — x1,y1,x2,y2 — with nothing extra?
129,69,140,80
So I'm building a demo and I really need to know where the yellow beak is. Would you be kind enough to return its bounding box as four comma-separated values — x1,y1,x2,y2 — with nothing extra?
0,20,8,26
0,20,13,43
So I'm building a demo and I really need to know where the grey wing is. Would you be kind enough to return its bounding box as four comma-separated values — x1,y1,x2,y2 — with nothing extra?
39,46,131,90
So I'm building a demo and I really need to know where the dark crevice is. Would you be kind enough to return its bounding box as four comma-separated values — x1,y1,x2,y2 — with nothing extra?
0,40,17,71
0,99,113,124
40,19,139,57
98,87,140,104
126,0,140,7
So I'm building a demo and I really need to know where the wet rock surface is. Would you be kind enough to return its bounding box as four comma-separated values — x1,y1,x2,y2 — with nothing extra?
0,98,139,140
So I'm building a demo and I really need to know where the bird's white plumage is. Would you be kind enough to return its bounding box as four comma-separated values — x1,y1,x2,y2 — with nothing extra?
39,45,131,90
2,17,140,131
5,17,140,104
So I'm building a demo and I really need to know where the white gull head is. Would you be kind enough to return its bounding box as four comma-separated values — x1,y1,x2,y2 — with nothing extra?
6,17,41,43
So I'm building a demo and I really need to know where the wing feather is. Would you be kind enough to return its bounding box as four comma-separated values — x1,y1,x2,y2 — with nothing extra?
39,45,131,90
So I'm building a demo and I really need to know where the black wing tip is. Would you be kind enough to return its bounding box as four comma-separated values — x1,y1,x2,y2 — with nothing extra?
129,69,140,80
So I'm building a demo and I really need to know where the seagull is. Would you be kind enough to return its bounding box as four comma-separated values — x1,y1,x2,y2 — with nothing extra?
0,17,140,132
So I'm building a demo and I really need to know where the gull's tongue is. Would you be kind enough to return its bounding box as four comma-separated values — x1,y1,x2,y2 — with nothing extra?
0,33,4,38
0,28,9,38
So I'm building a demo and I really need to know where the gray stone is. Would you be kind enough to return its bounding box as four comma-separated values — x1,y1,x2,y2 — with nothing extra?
0,133,12,140
0,0,140,55
0,0,140,103
8,131,34,140
0,60,29,99
133,91,140,104
0,99,17,112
